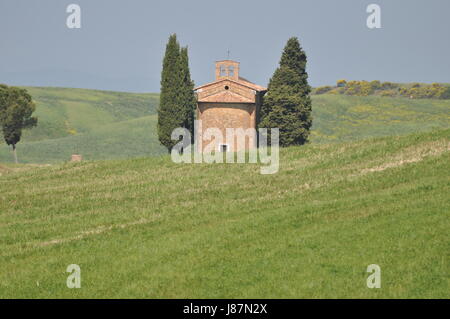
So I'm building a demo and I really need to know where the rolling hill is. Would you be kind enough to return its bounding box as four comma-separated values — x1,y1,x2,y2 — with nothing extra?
0,87,166,163
0,86,449,163
0,128,448,298
310,94,450,143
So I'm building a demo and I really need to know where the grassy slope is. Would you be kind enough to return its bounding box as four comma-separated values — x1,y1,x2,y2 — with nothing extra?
21,87,160,141
0,128,448,298
1,87,449,163
0,116,164,163
0,87,166,163
311,94,450,143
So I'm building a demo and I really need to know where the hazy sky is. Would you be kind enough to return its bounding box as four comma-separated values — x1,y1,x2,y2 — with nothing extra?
1,0,449,92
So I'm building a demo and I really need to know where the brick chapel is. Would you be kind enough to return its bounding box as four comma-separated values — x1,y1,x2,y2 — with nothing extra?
194,60,267,152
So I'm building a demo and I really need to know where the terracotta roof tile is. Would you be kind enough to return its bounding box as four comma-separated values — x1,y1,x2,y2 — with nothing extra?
237,77,267,91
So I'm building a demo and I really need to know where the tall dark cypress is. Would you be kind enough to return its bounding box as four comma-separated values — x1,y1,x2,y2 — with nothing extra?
260,37,312,146
158,34,183,152
158,35,196,152
179,47,196,143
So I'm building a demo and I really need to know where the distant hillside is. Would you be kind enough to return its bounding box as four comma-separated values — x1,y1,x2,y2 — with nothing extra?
1,129,449,298
0,86,449,163
0,87,166,163
20,87,160,141
311,94,450,143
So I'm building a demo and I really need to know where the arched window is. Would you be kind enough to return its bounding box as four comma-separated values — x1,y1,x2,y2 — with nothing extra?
228,65,234,77
220,65,227,77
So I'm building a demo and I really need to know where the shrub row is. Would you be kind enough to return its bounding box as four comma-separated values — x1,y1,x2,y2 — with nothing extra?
313,80,450,99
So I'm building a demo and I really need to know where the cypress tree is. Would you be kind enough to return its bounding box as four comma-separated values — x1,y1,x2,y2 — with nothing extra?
158,34,183,152
158,34,196,152
179,46,196,144
260,37,312,146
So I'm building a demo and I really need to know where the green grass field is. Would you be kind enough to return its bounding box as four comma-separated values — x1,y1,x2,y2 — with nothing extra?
0,128,449,298
0,87,449,163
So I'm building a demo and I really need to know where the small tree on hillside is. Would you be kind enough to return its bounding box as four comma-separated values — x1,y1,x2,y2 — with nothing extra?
0,85,38,163
260,37,312,146
157,34,196,153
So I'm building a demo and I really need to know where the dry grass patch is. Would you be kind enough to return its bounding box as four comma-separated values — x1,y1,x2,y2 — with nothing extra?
360,139,449,174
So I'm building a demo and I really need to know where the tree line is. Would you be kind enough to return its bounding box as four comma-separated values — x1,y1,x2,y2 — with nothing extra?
314,80,450,99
